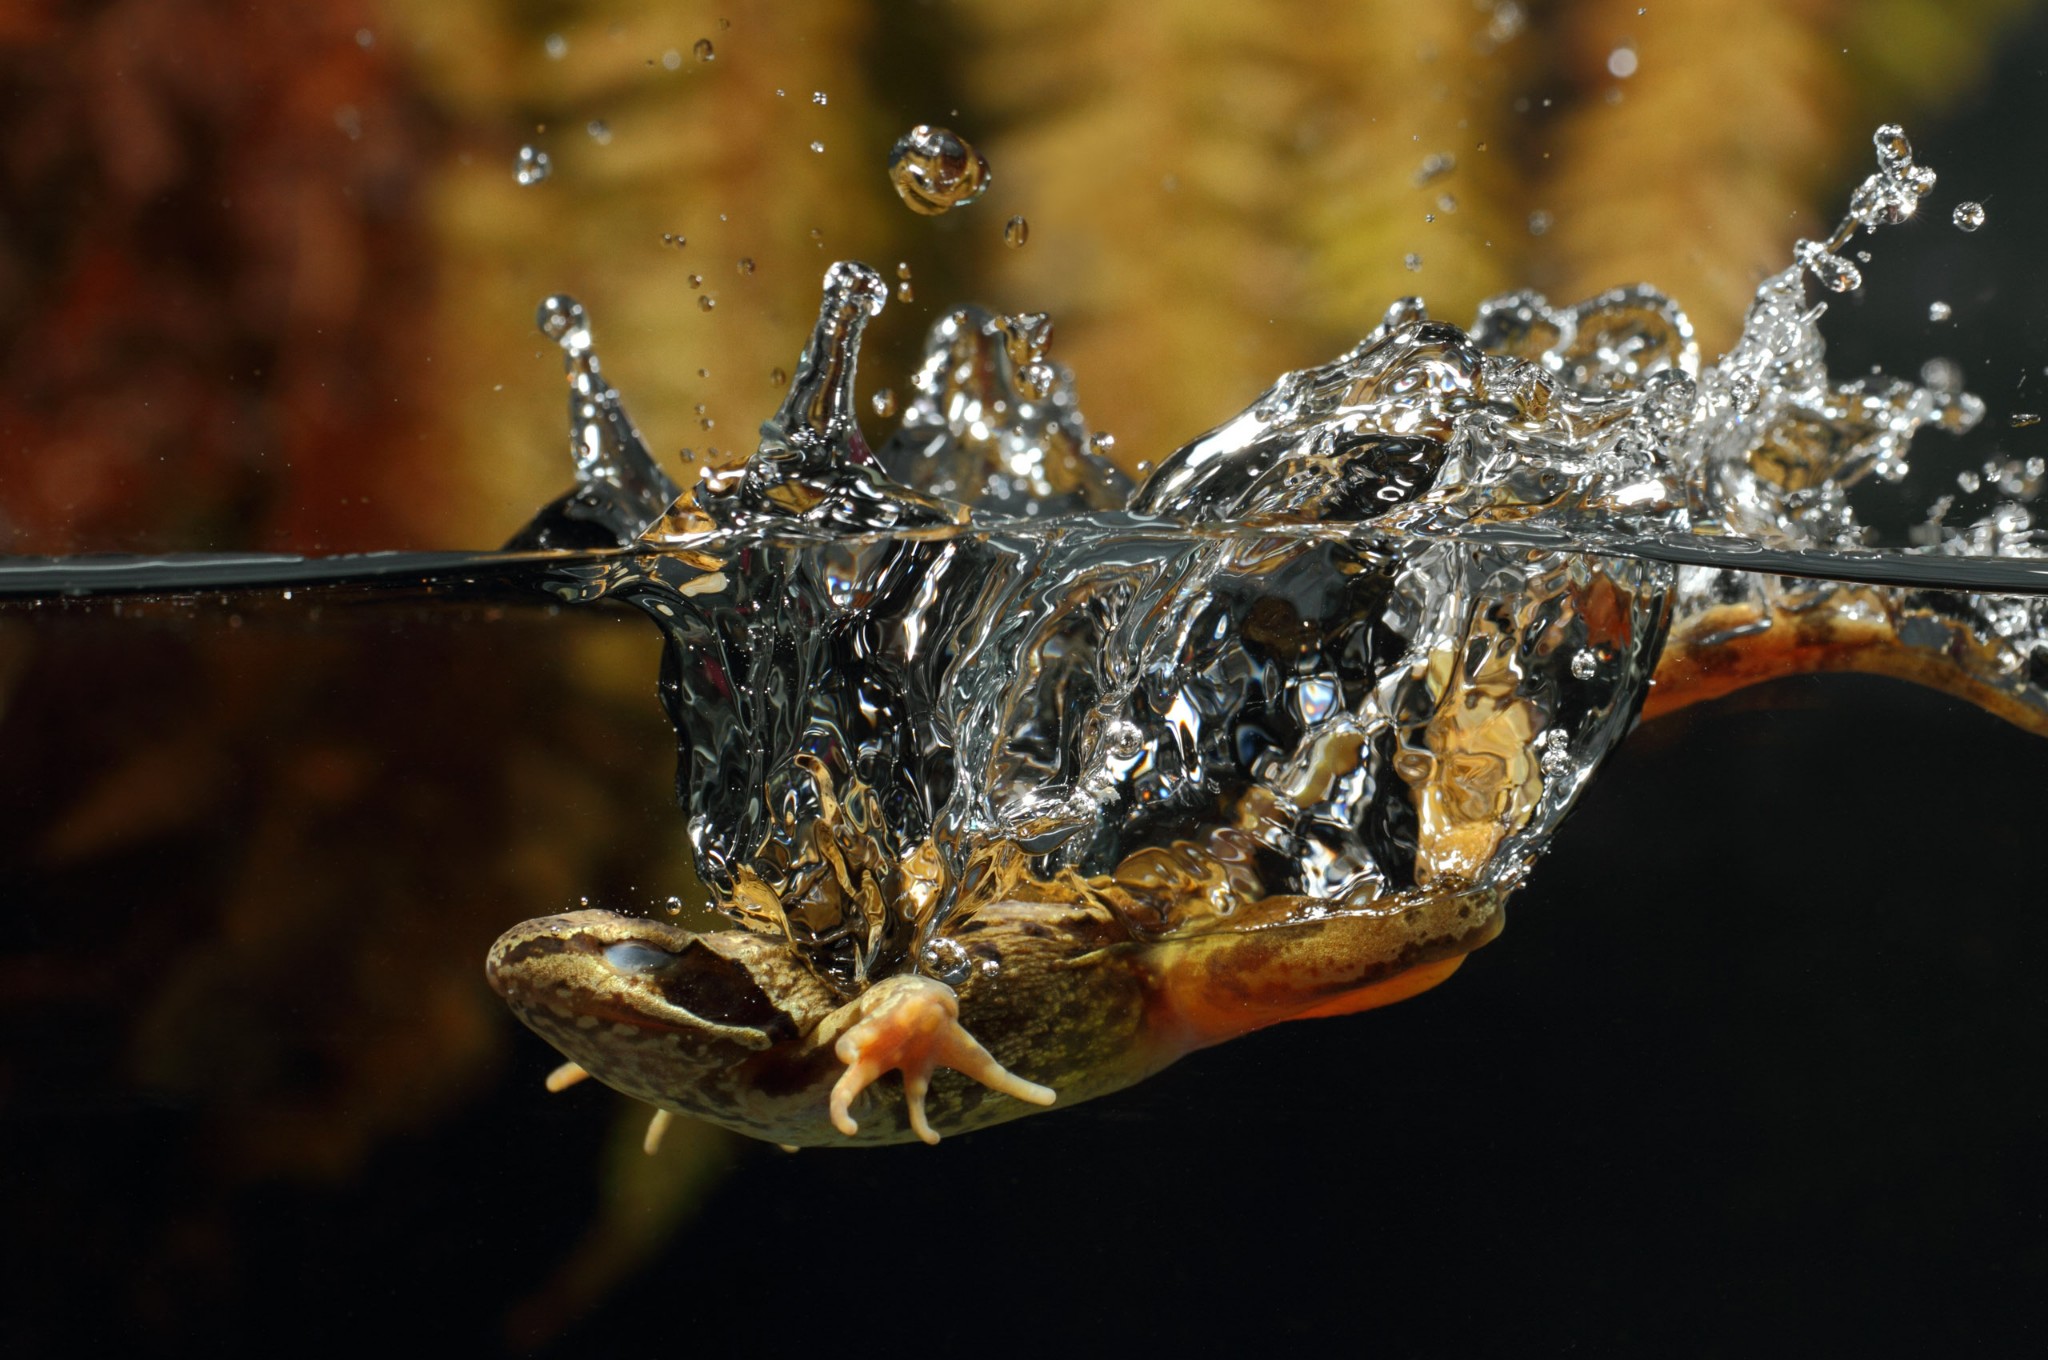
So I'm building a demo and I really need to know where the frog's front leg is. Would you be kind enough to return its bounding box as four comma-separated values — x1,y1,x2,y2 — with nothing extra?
824,974,1055,1144
487,906,1117,1147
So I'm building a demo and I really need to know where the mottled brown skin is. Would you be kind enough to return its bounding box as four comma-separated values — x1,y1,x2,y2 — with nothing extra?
1646,593,2048,739
487,883,1501,1147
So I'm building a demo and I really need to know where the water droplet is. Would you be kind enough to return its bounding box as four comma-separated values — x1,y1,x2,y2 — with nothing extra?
1087,432,1117,458
1003,214,1029,248
1928,300,1953,323
544,33,567,60
1569,649,1599,681
1921,357,1963,393
887,125,992,215
687,272,703,287
809,140,825,154
1019,361,1056,400
812,91,828,106
1794,239,1861,293
896,281,915,303
1539,728,1573,775
698,295,716,312
895,262,913,280
1413,152,1456,186
1404,253,1422,272
1957,469,1982,493
514,145,551,186
586,119,611,145
662,232,686,248
871,387,897,418
2015,413,2042,428
1607,46,1638,78
737,257,755,275
1873,123,1913,172
693,38,715,62
1527,209,1553,236
1437,193,1458,213
770,366,787,387
1953,201,1986,231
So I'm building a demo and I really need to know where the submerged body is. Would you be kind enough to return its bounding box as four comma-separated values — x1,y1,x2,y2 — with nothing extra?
489,126,2048,1146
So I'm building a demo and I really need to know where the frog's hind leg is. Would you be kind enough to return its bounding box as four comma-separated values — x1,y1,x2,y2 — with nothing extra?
825,975,1056,1145
1649,584,2048,738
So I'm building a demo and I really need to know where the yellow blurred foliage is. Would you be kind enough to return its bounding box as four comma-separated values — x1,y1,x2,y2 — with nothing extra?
360,0,2035,534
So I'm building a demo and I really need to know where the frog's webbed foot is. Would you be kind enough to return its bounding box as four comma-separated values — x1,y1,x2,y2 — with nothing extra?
828,976,1056,1145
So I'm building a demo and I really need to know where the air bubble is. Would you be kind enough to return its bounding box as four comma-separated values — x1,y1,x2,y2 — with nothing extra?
698,295,716,312
1570,649,1599,680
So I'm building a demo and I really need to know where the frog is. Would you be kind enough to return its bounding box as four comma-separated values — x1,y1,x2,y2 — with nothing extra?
490,128,2048,1148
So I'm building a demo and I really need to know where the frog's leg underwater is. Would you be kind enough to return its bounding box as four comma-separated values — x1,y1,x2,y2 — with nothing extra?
486,880,1499,1148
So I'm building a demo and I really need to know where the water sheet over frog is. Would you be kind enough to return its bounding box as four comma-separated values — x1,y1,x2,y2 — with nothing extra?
489,127,2048,1146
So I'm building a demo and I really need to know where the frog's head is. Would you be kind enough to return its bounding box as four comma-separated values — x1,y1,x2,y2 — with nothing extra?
485,909,850,1141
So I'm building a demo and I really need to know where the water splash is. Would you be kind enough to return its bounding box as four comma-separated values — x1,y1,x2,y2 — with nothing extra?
512,125,2048,1001
505,296,679,550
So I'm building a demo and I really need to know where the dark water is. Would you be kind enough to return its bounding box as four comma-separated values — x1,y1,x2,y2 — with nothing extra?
3,587,2043,1353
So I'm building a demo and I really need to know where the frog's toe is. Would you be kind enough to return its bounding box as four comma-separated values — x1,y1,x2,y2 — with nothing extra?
544,1060,590,1092
827,975,1056,1145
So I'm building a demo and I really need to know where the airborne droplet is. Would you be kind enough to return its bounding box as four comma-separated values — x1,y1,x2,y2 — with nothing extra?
871,387,898,418
1003,215,1029,248
1953,201,1986,231
692,38,715,62
515,145,552,186
887,125,992,215
1929,300,1953,322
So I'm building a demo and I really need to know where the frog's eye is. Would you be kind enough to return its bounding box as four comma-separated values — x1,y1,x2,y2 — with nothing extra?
600,935,795,1037
603,942,676,975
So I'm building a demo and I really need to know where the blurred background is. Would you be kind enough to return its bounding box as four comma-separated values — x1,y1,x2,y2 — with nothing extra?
2,1,2046,1354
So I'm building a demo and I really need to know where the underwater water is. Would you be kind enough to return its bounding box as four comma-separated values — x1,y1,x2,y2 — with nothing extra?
6,4,2048,1357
